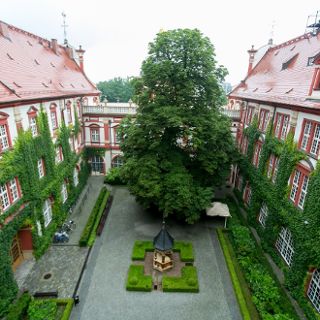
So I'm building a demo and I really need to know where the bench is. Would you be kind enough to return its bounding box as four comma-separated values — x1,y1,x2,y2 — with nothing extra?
33,291,58,298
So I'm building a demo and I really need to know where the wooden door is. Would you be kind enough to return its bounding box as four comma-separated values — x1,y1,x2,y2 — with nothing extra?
11,235,23,271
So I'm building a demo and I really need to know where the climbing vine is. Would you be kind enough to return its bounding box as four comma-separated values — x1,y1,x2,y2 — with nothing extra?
239,119,320,319
0,107,89,317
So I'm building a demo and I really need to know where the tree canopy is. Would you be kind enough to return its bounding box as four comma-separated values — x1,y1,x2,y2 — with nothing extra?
97,77,134,102
120,29,235,223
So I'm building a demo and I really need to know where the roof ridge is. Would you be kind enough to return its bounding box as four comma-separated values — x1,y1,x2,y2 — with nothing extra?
270,32,313,51
0,20,66,50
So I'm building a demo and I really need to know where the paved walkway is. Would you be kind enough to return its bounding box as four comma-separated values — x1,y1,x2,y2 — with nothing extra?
71,187,242,320
19,176,104,297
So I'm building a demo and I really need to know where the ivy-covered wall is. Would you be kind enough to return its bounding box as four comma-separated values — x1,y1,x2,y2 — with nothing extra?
238,115,320,319
0,107,89,317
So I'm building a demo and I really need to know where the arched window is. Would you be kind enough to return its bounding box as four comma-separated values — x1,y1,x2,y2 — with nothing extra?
112,156,123,168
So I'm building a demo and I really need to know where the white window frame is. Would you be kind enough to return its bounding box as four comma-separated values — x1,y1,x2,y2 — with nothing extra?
298,175,309,209
290,170,300,202
50,110,58,129
272,157,280,183
0,184,10,211
275,227,294,266
301,121,312,151
280,115,290,140
91,128,100,143
29,116,38,137
0,124,9,151
308,269,320,313
73,168,79,186
43,199,52,227
258,203,268,228
55,146,62,164
61,182,68,203
9,179,19,202
37,159,44,178
310,123,320,156
112,156,123,168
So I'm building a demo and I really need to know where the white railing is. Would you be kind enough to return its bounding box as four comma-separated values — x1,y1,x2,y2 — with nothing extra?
83,103,138,115
220,109,241,119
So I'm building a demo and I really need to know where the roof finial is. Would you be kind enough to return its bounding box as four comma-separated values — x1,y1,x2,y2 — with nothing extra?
61,12,68,46
268,20,275,45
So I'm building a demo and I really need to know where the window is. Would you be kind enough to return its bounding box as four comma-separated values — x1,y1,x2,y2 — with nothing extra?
90,128,100,143
114,127,121,145
0,178,21,213
43,199,52,227
289,167,309,209
243,184,252,206
61,182,68,203
275,227,294,266
29,116,38,137
267,154,279,183
258,203,268,228
245,106,255,125
241,136,248,155
55,146,63,164
50,110,58,129
37,159,44,178
112,156,123,168
308,269,320,313
253,143,262,167
8,179,19,202
67,104,72,123
299,120,320,157
73,168,79,186
0,124,10,151
274,113,290,140
0,184,10,211
258,109,270,132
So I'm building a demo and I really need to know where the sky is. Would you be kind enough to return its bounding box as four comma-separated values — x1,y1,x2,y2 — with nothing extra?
2,0,320,86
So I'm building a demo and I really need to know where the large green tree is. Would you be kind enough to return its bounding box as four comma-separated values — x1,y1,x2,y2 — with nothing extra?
120,29,235,223
97,77,134,102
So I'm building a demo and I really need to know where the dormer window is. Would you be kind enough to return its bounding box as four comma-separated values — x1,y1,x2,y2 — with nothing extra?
281,54,298,70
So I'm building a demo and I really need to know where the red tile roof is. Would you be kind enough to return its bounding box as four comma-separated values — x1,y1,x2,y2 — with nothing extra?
0,21,99,105
230,32,320,109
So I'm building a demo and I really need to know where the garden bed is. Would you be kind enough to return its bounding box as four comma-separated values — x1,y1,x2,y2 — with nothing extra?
162,266,199,293
79,187,110,247
222,197,300,320
126,265,152,292
6,293,74,320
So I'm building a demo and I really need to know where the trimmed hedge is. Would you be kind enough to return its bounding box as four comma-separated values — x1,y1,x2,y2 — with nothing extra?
173,242,194,262
28,299,57,320
131,241,154,260
217,228,257,320
131,240,194,262
126,265,152,292
226,197,300,320
162,266,199,293
57,298,74,320
6,292,31,320
87,190,110,247
79,187,109,246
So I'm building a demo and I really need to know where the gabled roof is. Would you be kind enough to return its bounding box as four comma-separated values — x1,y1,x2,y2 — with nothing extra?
230,33,320,109
0,21,99,105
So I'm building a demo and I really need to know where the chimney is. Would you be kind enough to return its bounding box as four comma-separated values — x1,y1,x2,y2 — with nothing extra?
51,39,58,54
65,46,74,59
247,45,257,75
75,45,85,71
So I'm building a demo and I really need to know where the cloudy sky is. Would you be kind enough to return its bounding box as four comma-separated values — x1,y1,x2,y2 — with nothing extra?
2,0,320,86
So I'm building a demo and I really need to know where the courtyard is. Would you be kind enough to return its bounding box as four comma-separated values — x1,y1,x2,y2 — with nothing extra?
70,187,241,320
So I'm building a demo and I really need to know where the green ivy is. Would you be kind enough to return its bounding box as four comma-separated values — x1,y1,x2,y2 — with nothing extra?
239,120,320,319
0,107,89,317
